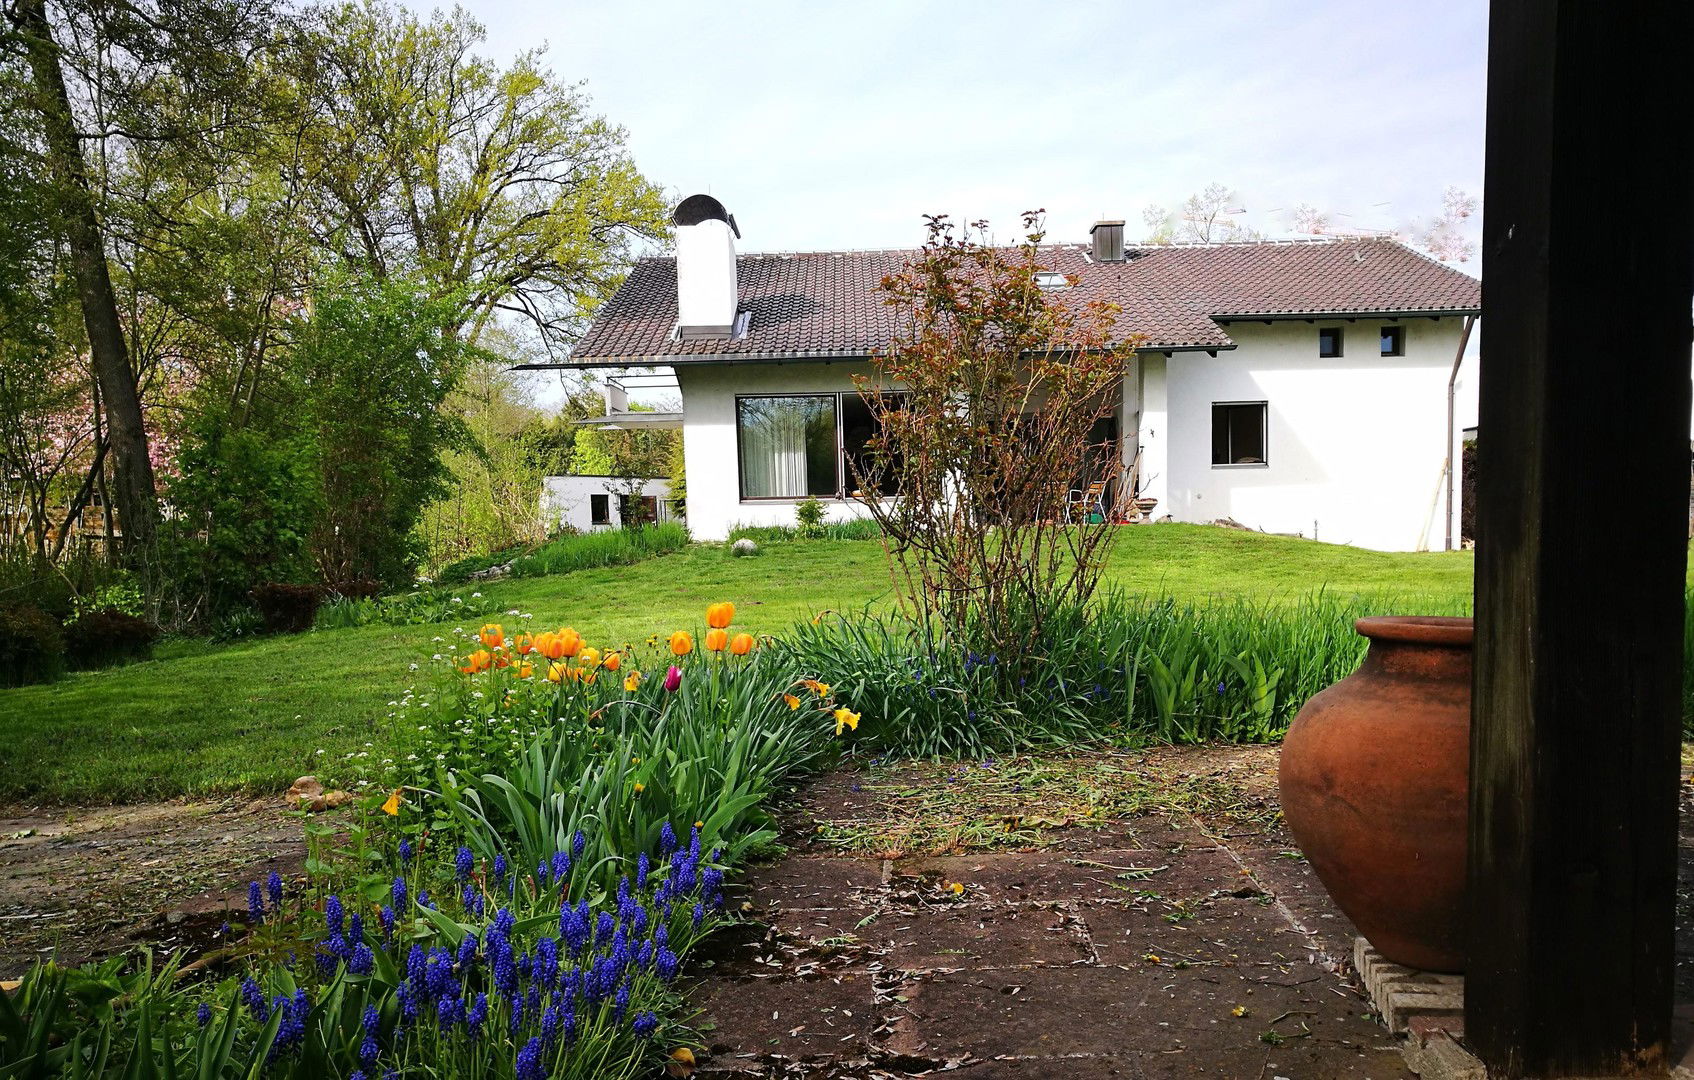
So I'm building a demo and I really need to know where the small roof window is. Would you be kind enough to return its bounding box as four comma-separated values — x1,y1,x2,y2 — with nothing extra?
1034,272,1071,290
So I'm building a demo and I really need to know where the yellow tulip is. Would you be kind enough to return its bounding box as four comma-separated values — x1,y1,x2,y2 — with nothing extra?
669,631,694,656
704,628,728,653
625,671,642,692
729,633,754,656
580,647,602,668
547,662,567,683
514,662,534,679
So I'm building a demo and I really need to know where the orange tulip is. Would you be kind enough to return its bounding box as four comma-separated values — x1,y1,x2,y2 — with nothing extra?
460,649,492,674
704,628,728,652
532,631,562,660
603,651,623,672
478,623,505,649
729,632,754,656
513,634,535,655
558,628,584,657
669,631,694,656
705,602,735,629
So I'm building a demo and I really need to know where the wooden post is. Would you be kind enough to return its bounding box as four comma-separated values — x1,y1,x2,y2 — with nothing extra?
1468,1,1694,1075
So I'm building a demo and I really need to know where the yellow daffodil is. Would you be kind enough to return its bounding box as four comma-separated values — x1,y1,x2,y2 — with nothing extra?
802,679,832,696
381,789,404,815
625,671,642,692
833,707,860,735
783,693,801,711
945,881,964,895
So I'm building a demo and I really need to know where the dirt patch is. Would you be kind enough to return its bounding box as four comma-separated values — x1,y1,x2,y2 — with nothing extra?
0,797,307,976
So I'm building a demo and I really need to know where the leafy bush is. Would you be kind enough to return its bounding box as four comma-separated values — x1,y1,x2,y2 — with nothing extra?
779,591,1473,757
315,587,499,630
506,522,687,578
794,496,826,539
0,603,64,687
250,583,325,635
63,609,159,670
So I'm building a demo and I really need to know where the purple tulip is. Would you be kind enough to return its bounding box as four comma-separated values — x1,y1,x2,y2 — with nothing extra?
663,665,682,692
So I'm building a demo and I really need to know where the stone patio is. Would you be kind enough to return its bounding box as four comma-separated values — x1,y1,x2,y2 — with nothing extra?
685,748,1415,1078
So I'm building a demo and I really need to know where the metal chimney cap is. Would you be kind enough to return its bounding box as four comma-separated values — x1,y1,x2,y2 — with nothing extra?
673,194,740,238
1090,219,1126,232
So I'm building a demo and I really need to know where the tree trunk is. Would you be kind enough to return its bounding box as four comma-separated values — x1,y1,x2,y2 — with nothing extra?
13,0,158,557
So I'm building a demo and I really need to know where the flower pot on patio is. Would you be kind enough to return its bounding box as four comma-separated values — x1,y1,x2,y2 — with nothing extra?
1277,616,1472,973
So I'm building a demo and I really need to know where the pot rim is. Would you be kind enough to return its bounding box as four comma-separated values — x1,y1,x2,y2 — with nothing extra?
1354,615,1474,647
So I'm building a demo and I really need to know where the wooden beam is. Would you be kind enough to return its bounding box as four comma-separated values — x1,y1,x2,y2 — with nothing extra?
1468,1,1694,1076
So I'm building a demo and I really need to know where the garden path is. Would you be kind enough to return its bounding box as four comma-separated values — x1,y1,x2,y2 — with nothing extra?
0,797,301,975
688,747,1414,1079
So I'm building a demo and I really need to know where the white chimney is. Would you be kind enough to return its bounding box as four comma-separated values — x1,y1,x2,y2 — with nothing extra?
673,194,740,339
603,376,628,415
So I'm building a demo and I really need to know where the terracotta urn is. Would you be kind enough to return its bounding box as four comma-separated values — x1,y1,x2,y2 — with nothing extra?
1277,616,1472,973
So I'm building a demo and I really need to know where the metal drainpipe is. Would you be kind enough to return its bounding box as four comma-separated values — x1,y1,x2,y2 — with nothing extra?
1445,314,1479,552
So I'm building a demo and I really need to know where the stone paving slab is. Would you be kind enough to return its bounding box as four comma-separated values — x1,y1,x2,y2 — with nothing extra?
689,750,1416,1078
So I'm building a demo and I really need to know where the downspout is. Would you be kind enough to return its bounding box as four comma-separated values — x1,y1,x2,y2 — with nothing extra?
1444,314,1479,551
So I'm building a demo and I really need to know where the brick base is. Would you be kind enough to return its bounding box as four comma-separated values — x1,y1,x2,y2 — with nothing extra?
1353,938,1481,1079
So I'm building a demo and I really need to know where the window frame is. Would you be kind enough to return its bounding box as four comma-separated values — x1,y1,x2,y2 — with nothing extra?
1210,400,1270,469
1318,326,1344,357
589,492,611,525
734,391,908,503
1380,324,1405,356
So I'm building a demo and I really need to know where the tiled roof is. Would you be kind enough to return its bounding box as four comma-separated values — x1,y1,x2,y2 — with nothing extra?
570,237,1480,365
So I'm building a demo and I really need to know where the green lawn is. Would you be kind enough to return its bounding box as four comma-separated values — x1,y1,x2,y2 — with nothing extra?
0,526,1475,805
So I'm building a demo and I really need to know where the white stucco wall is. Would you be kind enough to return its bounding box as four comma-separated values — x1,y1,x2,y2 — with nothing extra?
675,320,1466,551
676,361,883,541
540,475,673,533
1153,319,1467,551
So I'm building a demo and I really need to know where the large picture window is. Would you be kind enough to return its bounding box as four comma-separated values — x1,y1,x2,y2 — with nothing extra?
736,392,907,500
737,395,839,498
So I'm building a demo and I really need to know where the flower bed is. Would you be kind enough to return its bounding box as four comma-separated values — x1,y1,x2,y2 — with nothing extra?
0,602,845,1078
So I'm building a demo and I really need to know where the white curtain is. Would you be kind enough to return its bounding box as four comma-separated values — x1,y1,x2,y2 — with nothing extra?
740,397,830,497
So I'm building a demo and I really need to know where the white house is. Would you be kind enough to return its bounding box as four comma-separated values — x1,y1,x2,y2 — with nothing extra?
539,475,674,533
553,194,1482,552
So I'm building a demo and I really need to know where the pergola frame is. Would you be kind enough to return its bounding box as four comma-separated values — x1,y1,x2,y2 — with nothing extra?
1468,0,1693,1075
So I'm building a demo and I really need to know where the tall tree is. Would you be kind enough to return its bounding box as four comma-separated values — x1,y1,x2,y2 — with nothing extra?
293,2,669,353
9,0,158,554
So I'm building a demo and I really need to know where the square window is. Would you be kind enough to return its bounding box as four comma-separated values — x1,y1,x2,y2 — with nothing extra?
1318,326,1343,357
589,493,610,525
1381,325,1405,356
1212,402,1268,466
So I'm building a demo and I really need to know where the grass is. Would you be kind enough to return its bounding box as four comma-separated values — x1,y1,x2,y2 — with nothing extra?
0,525,1478,804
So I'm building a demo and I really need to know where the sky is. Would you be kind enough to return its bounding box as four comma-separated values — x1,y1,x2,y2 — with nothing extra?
413,0,1489,405
442,0,1487,253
